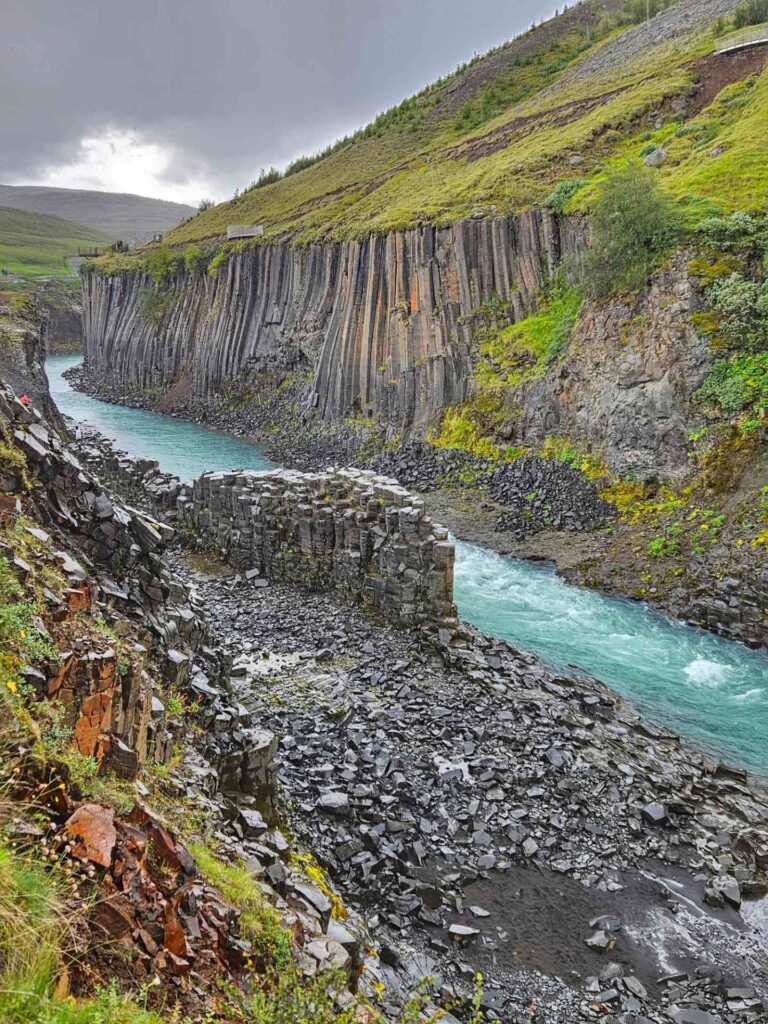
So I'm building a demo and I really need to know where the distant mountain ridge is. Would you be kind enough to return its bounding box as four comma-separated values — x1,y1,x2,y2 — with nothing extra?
0,184,194,244
0,206,108,277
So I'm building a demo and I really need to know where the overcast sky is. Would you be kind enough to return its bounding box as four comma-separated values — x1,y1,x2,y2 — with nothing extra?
2,0,557,206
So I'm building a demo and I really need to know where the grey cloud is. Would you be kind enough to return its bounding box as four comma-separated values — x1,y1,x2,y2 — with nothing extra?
1,0,554,199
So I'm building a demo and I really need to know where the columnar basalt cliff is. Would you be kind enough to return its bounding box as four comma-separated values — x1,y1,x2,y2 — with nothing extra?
82,210,580,433
72,435,458,634
80,215,719,482
181,469,457,632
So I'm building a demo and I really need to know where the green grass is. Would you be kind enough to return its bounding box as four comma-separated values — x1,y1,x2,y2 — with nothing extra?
663,70,768,219
0,207,108,278
480,286,582,386
166,62,693,247
0,840,163,1024
149,3,714,252
189,843,293,973
429,286,582,459
697,353,768,413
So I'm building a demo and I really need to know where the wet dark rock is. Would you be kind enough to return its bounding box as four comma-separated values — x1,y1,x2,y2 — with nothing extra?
239,808,268,837
585,930,612,951
705,875,741,909
641,801,668,826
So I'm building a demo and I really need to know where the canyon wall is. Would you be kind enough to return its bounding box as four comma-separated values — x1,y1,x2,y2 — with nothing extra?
514,256,712,481
82,210,579,433
0,290,64,429
82,212,712,480
4,381,284,806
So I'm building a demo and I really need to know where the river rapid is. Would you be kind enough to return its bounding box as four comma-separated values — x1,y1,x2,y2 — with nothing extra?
48,355,768,772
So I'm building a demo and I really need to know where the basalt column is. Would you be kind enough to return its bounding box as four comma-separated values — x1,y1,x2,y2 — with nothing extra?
82,210,579,435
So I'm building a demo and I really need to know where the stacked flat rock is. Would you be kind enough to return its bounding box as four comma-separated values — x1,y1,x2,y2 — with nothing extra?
73,433,459,637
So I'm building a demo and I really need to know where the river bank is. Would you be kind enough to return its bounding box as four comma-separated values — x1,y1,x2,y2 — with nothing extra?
63,361,768,654
52,354,768,776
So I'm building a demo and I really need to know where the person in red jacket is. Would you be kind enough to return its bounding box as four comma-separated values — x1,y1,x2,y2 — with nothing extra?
19,394,30,405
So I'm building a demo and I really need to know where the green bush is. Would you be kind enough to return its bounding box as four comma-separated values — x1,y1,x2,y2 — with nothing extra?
707,273,768,350
575,162,680,298
693,213,768,351
542,178,587,213
139,287,171,323
696,211,768,256
183,244,208,275
243,167,282,193
733,0,768,29
697,353,768,413
142,246,183,284
648,535,680,558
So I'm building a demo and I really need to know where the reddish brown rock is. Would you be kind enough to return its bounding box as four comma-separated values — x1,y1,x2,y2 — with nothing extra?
91,896,135,940
65,803,117,867
127,804,198,878
163,901,189,959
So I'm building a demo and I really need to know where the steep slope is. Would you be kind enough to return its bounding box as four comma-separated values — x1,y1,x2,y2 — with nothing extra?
0,184,194,244
161,0,750,247
0,313,389,1022
0,206,108,277
0,287,64,426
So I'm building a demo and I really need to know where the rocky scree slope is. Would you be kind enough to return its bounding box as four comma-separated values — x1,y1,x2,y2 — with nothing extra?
0,386,396,1018
69,423,768,1024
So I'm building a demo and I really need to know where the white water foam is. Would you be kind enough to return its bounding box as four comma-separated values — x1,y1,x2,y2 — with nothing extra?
731,687,766,704
683,658,732,688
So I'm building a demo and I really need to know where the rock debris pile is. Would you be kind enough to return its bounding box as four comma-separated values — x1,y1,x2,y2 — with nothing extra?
182,568,768,1024
369,442,617,538
74,430,459,634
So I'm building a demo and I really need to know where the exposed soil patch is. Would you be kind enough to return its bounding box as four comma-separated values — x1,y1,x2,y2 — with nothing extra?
687,43,768,117
155,367,193,411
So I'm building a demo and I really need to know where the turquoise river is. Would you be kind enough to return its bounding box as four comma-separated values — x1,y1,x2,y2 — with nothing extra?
48,355,768,772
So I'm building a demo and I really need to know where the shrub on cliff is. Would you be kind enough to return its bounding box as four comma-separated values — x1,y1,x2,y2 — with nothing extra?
707,273,768,351
574,162,680,298
733,0,768,29
143,245,184,285
543,178,587,213
697,352,768,414
693,213,768,351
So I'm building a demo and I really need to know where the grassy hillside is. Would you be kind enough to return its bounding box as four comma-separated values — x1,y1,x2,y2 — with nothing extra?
160,0,765,252
0,185,194,245
0,206,108,277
